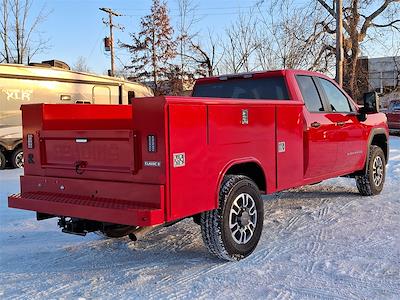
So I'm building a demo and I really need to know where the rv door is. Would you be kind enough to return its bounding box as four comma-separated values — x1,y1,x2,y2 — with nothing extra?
92,86,111,104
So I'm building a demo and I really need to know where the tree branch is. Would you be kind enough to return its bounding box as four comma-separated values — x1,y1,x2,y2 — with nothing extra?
316,0,334,17
372,19,400,29
360,0,399,39
316,0,351,33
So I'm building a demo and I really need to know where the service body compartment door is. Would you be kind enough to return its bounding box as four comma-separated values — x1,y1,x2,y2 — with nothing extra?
168,104,208,221
276,104,304,190
39,129,136,174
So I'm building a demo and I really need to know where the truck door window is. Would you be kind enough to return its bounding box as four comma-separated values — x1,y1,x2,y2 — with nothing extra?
319,78,352,112
296,75,324,112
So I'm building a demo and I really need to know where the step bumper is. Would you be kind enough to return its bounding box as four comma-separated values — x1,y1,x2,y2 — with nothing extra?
8,191,164,227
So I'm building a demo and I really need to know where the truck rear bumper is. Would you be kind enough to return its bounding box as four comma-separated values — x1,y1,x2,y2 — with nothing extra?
8,175,165,227
8,192,164,226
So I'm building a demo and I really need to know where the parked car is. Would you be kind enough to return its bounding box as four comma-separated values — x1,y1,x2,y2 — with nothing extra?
385,99,400,133
8,70,388,261
0,61,153,169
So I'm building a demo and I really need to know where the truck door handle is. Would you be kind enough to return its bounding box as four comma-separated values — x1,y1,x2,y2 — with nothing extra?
311,122,321,128
336,121,345,126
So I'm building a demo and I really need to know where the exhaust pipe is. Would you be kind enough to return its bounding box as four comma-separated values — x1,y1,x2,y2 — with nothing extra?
128,225,158,241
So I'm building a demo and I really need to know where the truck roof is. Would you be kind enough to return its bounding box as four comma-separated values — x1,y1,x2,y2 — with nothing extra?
195,69,330,84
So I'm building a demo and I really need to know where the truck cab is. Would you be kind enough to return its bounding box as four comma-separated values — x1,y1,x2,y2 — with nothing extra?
193,70,388,188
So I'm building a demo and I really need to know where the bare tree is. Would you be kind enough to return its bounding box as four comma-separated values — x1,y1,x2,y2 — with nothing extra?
0,0,50,64
222,12,260,73
188,30,224,77
254,0,336,73
73,56,91,73
0,0,9,62
121,0,176,94
176,0,199,80
316,0,400,100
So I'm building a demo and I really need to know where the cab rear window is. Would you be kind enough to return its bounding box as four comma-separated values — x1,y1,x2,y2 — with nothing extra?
192,77,289,100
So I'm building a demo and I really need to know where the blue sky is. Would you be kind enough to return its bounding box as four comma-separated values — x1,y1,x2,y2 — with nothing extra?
31,0,257,74
30,0,399,75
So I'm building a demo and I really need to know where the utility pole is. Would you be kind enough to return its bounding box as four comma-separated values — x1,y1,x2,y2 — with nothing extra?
335,0,344,87
99,7,123,77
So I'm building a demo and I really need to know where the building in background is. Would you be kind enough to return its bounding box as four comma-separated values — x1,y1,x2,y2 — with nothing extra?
365,56,400,108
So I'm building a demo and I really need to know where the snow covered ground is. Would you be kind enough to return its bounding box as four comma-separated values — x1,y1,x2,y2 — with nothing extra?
1,137,399,299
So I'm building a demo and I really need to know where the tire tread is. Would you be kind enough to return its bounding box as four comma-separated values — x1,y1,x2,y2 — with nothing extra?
200,175,254,261
356,145,385,196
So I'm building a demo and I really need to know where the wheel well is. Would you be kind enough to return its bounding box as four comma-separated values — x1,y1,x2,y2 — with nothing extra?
225,162,266,193
371,134,388,162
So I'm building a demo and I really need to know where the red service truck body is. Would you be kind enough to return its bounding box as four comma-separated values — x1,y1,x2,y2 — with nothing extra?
8,70,389,260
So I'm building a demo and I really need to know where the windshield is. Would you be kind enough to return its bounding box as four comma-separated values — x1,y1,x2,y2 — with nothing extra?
192,77,289,100
391,102,400,111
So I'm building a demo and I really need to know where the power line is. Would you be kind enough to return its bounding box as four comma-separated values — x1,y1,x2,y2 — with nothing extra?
113,5,257,12
121,11,251,18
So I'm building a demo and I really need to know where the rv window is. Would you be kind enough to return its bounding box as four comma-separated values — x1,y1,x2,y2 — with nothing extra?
128,91,135,104
60,95,71,101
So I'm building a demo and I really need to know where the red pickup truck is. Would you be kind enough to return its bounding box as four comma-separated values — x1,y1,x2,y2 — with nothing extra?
8,70,389,261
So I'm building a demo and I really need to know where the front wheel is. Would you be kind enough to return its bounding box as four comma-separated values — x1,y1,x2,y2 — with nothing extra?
200,175,264,261
356,145,386,196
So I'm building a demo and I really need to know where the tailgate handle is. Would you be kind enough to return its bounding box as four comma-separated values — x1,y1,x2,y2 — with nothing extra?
75,138,88,143
75,160,88,174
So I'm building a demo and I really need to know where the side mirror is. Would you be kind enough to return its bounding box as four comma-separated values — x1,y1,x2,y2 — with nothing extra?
362,91,380,114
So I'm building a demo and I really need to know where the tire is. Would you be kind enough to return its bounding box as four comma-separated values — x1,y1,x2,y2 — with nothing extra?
11,148,24,168
0,151,6,170
200,175,264,261
356,145,386,196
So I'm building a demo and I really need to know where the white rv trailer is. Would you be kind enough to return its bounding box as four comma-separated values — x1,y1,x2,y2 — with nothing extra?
0,62,153,169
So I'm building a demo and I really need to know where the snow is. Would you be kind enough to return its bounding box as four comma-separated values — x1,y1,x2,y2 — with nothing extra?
1,137,400,299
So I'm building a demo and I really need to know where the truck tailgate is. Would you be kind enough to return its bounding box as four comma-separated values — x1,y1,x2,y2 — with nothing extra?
39,129,136,174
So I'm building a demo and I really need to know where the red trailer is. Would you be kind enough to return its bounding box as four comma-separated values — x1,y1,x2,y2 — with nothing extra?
8,70,389,260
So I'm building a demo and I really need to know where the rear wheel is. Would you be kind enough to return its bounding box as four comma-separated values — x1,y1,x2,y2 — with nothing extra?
11,148,23,168
356,145,386,196
0,151,6,169
200,175,264,261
